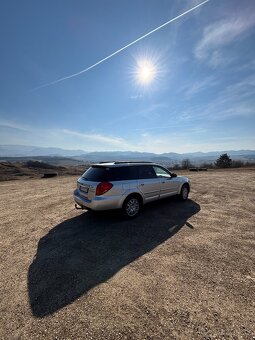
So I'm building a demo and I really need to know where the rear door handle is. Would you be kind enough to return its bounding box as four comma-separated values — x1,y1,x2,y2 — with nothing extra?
140,183,144,186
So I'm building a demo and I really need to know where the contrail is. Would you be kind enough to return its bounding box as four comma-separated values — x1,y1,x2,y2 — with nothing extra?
31,0,210,91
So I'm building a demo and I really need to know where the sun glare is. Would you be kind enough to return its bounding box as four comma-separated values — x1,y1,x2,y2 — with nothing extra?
136,60,156,85
129,50,165,92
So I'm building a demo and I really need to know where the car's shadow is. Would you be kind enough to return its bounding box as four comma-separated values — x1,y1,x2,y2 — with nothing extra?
28,198,200,317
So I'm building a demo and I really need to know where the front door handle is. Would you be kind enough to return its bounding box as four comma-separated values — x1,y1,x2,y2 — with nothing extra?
162,181,166,184
140,183,144,186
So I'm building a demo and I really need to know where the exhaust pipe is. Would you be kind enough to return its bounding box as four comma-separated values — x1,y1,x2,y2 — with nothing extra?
75,203,85,210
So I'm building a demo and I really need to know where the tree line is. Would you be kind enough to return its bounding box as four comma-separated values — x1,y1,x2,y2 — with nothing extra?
171,153,254,170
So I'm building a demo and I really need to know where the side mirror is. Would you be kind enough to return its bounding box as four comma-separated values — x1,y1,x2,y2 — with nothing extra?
171,173,177,178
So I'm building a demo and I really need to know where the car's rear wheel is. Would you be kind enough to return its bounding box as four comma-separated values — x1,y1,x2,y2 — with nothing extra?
179,184,189,201
122,195,141,218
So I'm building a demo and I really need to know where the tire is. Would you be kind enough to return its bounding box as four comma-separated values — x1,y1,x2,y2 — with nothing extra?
179,184,189,201
122,195,142,218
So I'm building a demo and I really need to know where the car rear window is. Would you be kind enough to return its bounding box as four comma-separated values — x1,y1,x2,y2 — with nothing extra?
82,166,110,181
82,166,139,182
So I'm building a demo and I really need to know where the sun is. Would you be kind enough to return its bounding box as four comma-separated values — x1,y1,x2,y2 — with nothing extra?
129,50,165,92
136,59,156,85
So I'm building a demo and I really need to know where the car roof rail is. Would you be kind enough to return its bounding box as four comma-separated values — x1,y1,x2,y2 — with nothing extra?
113,161,154,164
96,160,155,165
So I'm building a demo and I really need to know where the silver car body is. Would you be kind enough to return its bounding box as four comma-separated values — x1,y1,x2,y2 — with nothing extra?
73,162,190,211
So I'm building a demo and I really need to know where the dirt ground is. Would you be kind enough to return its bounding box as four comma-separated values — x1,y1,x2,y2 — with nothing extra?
0,169,254,339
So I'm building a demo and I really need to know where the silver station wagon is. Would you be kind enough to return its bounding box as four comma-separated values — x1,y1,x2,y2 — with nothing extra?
74,161,190,218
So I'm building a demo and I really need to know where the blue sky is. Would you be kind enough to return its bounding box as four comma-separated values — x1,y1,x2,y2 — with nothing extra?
0,0,255,153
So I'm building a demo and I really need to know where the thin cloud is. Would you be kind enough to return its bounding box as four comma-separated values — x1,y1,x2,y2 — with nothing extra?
178,75,255,122
60,129,135,149
30,0,210,91
135,125,177,131
219,74,255,102
207,51,234,68
195,11,255,63
130,94,143,100
106,102,168,126
183,76,218,98
0,120,136,151
0,118,31,132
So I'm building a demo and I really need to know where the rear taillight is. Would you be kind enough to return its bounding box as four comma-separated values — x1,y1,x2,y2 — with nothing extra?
96,182,113,196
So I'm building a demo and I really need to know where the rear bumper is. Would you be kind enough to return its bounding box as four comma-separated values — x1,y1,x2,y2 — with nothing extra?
73,189,123,211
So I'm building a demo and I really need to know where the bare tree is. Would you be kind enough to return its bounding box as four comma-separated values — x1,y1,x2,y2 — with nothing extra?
181,158,192,169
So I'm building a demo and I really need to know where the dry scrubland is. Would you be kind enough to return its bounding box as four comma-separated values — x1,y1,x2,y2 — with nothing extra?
0,169,254,339
0,161,86,181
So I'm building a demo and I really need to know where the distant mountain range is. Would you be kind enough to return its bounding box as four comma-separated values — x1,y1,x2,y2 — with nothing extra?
0,145,255,165
0,145,86,157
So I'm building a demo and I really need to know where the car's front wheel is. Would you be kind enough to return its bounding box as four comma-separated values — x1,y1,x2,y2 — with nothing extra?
122,195,141,218
179,184,189,201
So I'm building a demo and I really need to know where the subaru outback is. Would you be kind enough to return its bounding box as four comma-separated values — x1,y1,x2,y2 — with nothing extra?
73,161,190,218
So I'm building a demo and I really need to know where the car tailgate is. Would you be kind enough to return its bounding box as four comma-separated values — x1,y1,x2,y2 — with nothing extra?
77,178,97,200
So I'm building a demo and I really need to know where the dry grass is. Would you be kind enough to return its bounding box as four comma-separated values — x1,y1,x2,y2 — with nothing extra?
0,169,254,339
0,162,86,181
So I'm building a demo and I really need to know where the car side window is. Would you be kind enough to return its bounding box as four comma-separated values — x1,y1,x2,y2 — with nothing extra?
139,165,156,179
109,166,139,181
128,166,139,180
153,166,171,178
